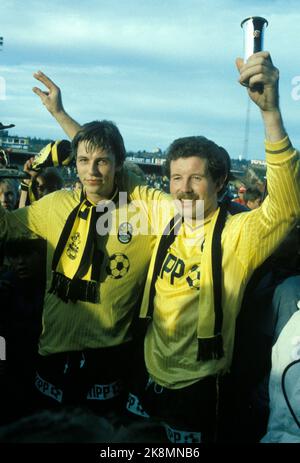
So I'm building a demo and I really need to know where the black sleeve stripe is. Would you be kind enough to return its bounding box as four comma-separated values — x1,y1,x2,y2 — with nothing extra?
266,142,292,154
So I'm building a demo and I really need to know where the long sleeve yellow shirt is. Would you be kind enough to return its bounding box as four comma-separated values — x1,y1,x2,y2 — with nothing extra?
140,137,300,389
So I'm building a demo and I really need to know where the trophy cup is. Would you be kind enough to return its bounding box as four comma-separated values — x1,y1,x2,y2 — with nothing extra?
241,16,268,62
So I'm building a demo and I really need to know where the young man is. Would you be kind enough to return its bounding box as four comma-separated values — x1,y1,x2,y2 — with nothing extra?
32,52,300,442
0,119,161,419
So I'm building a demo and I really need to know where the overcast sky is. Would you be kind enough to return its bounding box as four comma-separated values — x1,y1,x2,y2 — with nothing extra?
1,0,300,159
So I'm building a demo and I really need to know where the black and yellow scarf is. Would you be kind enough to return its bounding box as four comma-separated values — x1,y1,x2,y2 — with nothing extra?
139,202,228,362
49,188,118,303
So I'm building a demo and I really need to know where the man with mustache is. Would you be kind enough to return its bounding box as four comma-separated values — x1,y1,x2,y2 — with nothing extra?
125,52,300,443
32,52,300,442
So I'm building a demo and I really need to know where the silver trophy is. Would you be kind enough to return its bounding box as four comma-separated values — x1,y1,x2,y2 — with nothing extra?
241,16,268,61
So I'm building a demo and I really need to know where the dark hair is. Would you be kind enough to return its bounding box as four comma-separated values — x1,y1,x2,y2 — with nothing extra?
36,167,64,192
71,120,126,167
244,187,262,203
165,136,231,186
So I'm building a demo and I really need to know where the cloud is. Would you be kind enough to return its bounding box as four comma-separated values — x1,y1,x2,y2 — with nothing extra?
1,0,300,159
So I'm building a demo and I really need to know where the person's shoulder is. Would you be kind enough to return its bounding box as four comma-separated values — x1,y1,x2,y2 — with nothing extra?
223,203,251,229
45,188,78,202
116,164,146,192
31,189,79,210
137,185,169,202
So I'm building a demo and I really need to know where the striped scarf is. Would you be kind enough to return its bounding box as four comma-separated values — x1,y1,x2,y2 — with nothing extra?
49,188,118,303
139,202,228,361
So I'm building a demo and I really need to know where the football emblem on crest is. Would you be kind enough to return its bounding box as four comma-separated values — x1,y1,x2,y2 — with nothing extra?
186,265,201,290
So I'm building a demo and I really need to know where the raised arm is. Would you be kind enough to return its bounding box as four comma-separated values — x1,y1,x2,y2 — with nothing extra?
236,51,286,142
231,52,300,271
32,71,81,139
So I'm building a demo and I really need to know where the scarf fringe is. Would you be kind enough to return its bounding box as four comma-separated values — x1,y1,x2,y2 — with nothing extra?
197,334,224,361
49,271,98,303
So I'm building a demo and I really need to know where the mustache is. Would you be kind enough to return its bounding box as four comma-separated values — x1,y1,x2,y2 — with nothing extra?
176,192,199,201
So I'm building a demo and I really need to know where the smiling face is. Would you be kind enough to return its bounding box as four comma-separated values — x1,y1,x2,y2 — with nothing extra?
170,156,223,219
76,141,119,203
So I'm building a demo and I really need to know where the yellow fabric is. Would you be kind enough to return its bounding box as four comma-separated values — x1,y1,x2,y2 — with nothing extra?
56,199,93,281
141,137,300,389
51,142,59,166
28,181,38,204
31,142,52,171
0,173,163,355
139,206,223,344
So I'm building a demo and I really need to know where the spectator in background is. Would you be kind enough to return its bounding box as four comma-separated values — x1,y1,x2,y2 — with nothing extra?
0,149,9,168
18,140,71,207
73,179,83,191
261,301,300,443
34,167,64,199
244,187,263,210
0,239,46,423
0,179,19,211
230,222,300,442
19,160,64,207
233,185,247,205
145,173,169,192
0,178,20,274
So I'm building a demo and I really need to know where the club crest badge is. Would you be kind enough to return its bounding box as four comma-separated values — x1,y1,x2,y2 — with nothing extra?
118,222,133,244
